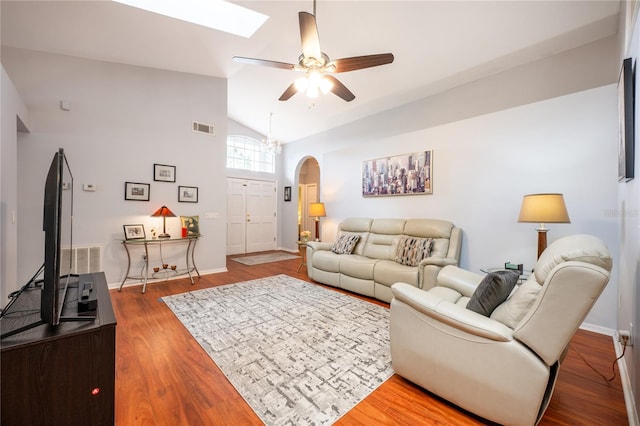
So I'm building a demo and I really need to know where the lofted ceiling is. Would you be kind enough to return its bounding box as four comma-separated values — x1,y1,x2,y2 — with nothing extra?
1,1,621,143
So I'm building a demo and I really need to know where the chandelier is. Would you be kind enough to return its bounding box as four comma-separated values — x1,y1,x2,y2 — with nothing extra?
262,112,282,155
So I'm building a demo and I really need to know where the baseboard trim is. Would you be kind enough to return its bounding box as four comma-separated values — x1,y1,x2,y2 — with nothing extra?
107,267,228,290
579,322,615,336
613,336,640,426
562,323,637,424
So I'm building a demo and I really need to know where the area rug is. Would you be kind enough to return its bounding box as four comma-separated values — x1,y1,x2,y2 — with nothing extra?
162,274,393,425
230,252,300,265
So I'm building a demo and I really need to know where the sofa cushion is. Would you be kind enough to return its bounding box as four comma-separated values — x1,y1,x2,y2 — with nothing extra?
491,276,542,328
395,236,433,266
467,271,520,317
374,259,420,287
340,255,378,280
331,234,360,254
404,219,453,258
363,233,402,260
312,250,341,272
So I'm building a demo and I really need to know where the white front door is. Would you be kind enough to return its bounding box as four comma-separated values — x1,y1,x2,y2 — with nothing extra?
227,178,277,255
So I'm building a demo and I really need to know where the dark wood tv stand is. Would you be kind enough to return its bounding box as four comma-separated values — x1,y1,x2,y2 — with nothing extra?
0,272,116,425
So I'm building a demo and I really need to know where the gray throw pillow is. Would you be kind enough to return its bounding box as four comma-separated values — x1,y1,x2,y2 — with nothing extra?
467,270,520,317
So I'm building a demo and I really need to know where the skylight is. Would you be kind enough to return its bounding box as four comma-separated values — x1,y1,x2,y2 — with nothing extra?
113,0,268,38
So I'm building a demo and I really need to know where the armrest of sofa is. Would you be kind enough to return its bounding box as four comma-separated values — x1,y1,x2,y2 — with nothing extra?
306,241,332,252
418,258,465,290
435,265,484,297
391,282,513,342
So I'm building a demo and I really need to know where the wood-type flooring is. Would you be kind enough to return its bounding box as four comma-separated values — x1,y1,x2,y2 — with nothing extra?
110,252,629,425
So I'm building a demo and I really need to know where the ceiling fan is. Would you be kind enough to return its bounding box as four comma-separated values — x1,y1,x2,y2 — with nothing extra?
233,1,394,102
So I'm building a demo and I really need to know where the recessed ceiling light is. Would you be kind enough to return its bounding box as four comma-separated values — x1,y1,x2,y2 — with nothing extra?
113,0,268,38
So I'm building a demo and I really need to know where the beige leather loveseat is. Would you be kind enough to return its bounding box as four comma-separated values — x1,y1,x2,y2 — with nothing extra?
306,217,462,302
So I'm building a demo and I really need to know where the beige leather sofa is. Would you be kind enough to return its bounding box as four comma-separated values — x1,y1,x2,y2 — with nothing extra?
390,234,612,426
306,217,462,303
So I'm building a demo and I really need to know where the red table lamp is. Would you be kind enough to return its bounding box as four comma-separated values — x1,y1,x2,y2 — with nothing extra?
151,205,176,239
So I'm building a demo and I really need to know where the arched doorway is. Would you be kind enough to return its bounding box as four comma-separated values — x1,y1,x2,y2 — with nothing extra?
297,157,321,240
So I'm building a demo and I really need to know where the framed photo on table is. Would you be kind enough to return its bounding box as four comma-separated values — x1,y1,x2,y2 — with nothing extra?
123,224,146,240
180,215,200,236
154,163,176,182
124,182,150,201
178,186,198,203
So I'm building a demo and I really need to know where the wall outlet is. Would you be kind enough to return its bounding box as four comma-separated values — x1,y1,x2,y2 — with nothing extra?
619,330,633,347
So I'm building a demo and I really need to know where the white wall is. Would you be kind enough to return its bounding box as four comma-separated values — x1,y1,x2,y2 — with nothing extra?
2,47,229,291
1,65,30,301
618,0,640,421
281,38,620,331
330,86,618,329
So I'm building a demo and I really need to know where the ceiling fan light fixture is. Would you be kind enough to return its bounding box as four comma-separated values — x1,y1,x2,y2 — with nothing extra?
306,85,320,98
295,77,309,92
319,77,333,94
308,70,322,84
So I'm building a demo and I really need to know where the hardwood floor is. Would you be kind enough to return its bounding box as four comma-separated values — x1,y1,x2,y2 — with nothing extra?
110,253,628,425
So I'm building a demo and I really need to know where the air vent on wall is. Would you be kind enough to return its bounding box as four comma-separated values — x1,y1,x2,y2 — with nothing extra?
60,245,102,275
192,121,215,136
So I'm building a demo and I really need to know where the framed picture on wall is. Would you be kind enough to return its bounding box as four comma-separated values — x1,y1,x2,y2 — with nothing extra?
178,186,198,203
154,163,176,182
124,182,150,201
284,186,292,202
362,150,433,197
618,57,635,182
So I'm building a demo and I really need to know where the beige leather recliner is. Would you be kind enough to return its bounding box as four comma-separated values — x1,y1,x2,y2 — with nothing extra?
389,234,612,426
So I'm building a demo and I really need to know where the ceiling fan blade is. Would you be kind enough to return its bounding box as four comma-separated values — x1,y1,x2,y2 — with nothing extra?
279,83,298,101
324,75,355,102
233,56,295,71
331,53,395,73
299,11,321,60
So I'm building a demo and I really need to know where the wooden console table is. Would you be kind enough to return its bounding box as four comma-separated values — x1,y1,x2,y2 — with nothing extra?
119,235,201,293
1,272,116,426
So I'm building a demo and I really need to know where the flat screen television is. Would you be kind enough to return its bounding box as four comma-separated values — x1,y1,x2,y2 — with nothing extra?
41,148,74,325
0,148,87,338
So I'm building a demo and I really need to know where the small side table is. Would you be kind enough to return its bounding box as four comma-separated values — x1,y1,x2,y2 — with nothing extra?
480,267,530,283
297,241,308,272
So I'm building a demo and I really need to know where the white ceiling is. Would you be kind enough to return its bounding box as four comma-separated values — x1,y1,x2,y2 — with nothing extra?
1,1,620,143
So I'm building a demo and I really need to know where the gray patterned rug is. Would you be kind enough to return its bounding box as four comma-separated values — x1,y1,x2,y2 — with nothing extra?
162,274,393,425
231,252,300,265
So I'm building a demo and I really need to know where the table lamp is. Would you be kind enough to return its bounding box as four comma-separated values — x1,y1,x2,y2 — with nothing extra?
309,202,326,241
518,193,570,258
151,205,176,239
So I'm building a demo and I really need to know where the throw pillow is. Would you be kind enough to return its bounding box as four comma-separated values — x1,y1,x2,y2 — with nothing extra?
395,236,433,267
466,270,520,317
490,277,542,328
331,234,360,254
